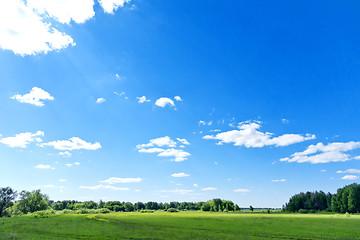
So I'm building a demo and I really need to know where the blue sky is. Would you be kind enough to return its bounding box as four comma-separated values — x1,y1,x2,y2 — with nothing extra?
1,0,360,208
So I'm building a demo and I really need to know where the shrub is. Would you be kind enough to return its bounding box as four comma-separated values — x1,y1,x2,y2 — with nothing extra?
140,209,154,213
167,208,178,212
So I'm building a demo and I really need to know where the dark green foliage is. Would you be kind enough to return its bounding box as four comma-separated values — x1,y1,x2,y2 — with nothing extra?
0,187,17,217
331,183,360,213
15,189,50,214
284,191,331,212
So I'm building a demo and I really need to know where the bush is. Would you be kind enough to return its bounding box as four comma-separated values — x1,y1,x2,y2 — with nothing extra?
298,209,310,214
167,208,178,212
140,209,154,213
95,208,110,214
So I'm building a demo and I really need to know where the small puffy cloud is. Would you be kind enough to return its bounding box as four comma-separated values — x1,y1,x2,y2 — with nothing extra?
281,119,289,124
341,175,359,180
98,0,130,14
176,138,190,145
41,137,101,151
0,0,75,55
203,120,315,148
174,96,182,101
171,173,190,178
280,141,360,164
155,97,175,108
201,187,217,191
337,169,360,174
74,162,80,165
199,120,206,126
11,87,54,107
0,131,43,148
272,179,286,182
96,98,106,104
137,96,150,103
35,164,54,170
65,163,73,167
137,136,177,149
59,151,72,157
100,177,142,184
158,189,194,195
80,185,130,191
58,179,67,182
193,184,199,187
234,189,251,193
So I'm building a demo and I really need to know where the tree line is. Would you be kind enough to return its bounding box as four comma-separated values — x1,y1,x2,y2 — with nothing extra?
0,187,242,217
284,183,360,213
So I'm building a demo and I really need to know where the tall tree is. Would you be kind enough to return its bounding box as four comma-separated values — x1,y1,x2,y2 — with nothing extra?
0,187,17,217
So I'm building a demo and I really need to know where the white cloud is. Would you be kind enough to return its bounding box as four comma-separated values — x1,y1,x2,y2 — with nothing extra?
79,185,130,191
203,120,315,148
65,163,73,167
35,164,54,169
100,177,142,184
320,169,326,172
234,189,251,193
74,162,80,165
58,179,67,182
137,136,177,149
11,87,54,107
137,96,150,103
158,189,194,195
281,119,289,124
137,136,190,162
139,148,190,162
98,0,130,14
59,151,72,157
337,169,360,174
41,137,101,151
176,138,190,145
96,98,106,104
155,97,175,108
201,187,217,191
199,120,206,126
171,173,190,178
174,96,182,101
26,0,95,24
0,0,75,55
341,175,359,180
0,131,43,148
193,184,199,187
280,141,360,164
272,179,286,182
158,148,190,162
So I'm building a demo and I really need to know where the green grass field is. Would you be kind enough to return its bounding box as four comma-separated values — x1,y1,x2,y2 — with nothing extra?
0,211,360,239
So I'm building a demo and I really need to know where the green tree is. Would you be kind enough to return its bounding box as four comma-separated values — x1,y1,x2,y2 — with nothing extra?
15,190,50,214
249,205,254,212
0,187,17,217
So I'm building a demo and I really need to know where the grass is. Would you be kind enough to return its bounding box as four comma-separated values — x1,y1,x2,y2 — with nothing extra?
0,211,360,239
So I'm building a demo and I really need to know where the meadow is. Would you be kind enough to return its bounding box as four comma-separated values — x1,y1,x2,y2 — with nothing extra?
0,211,360,239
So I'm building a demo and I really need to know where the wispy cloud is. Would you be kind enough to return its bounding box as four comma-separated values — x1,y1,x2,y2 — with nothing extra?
100,177,142,184
171,173,190,178
41,137,101,151
96,98,106,104
203,120,315,148
234,189,250,193
80,185,130,191
281,141,360,164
